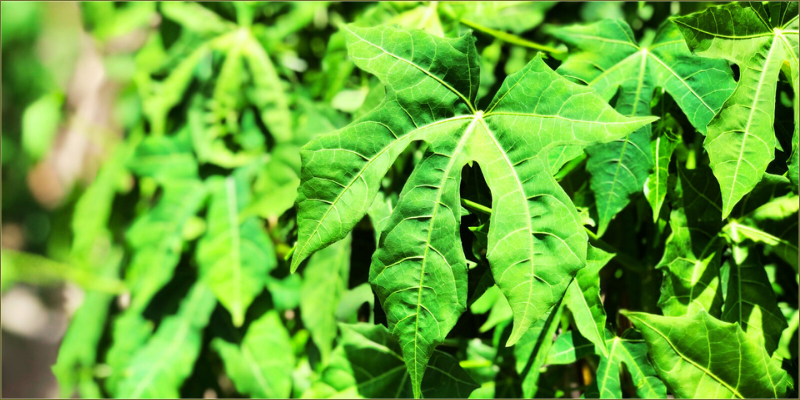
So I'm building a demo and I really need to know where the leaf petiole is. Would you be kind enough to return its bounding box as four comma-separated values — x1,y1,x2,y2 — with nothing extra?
459,18,565,54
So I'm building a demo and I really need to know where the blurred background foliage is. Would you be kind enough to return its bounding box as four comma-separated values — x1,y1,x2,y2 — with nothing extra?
1,1,793,398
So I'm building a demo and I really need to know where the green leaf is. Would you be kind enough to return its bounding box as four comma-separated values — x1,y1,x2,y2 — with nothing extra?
105,181,207,390
197,170,276,327
127,128,199,185
565,245,614,358
21,91,63,161
304,323,478,399
777,309,799,360
300,234,352,364
117,282,217,398
71,138,136,257
0,250,125,293
721,247,787,355
724,177,799,272
644,113,681,221
213,310,295,398
585,329,667,399
141,44,211,136
546,330,597,365
456,2,557,35
514,300,564,398
672,2,800,218
160,1,232,36
245,144,301,219
242,31,293,143
124,181,207,312
293,25,654,396
52,250,123,398
623,309,794,398
656,165,725,317
553,19,735,234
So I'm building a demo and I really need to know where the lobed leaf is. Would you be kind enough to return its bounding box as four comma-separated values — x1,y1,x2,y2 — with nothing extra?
564,245,614,357
721,248,787,355
300,234,352,364
624,309,793,398
293,24,656,396
117,282,217,398
673,2,800,217
303,323,478,399
553,19,735,234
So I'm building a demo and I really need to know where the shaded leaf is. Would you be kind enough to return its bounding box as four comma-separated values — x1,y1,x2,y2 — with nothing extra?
656,165,724,317
213,310,295,398
584,329,667,399
722,245,788,355
303,323,478,399
117,283,217,398
300,234,352,364
514,300,564,398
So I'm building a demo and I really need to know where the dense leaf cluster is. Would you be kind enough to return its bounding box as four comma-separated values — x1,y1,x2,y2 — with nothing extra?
3,2,797,399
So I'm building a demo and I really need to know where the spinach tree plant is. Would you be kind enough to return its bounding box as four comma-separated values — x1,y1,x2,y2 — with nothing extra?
21,1,796,399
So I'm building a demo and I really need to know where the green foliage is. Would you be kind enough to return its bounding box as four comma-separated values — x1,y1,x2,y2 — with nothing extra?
672,2,799,216
623,310,793,398
1,2,792,399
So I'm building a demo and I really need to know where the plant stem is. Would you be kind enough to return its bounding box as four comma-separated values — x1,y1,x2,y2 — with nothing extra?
459,18,565,54
284,243,296,262
461,198,493,216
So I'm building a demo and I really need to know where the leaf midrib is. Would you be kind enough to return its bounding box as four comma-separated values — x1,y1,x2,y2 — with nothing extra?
225,177,244,324
294,114,472,270
725,38,779,217
343,25,476,114
408,116,479,394
628,314,744,398
476,116,537,346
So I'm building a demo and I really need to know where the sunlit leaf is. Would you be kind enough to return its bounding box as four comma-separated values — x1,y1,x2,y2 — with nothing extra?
292,25,655,396
624,309,793,398
553,19,735,234
673,2,800,217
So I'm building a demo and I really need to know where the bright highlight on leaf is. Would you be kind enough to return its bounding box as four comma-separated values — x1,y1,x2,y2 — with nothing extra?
552,18,735,234
672,2,800,218
292,23,656,397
